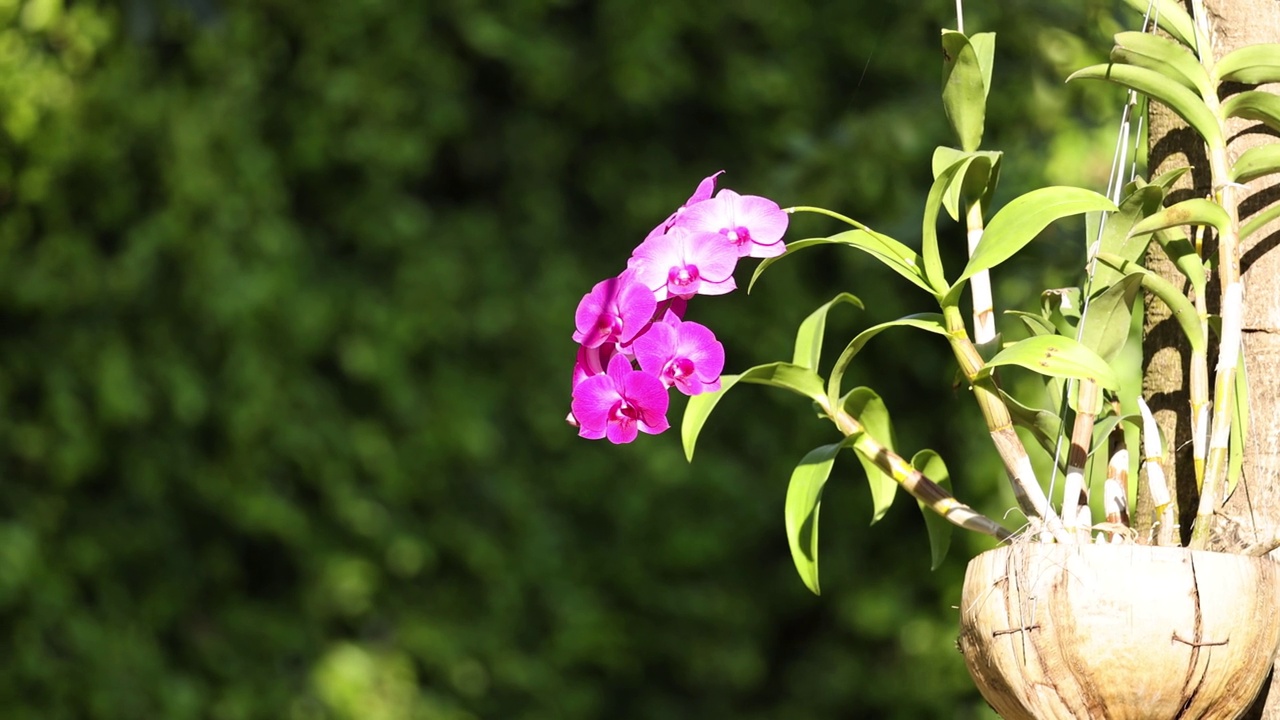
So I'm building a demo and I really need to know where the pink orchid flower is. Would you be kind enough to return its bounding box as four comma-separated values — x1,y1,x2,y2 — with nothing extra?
674,188,788,258
645,170,726,241
573,270,657,348
571,353,670,443
628,226,738,300
633,318,724,396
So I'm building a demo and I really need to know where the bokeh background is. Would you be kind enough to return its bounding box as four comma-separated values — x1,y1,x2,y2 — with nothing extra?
0,0,1128,717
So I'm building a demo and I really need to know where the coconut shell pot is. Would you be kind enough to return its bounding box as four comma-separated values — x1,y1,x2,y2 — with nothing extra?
957,542,1280,719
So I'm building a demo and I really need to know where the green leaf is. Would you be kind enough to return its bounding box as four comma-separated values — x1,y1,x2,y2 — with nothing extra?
1221,91,1280,134
784,442,844,595
1242,201,1280,241
931,147,1002,222
843,388,898,524
1067,64,1222,150
1129,198,1230,237
1096,253,1206,353
1232,144,1280,184
1215,44,1280,85
1093,183,1165,288
941,31,991,152
921,161,965,292
750,232,930,294
980,335,1120,390
1000,389,1064,463
1006,309,1056,337
1111,31,1213,97
1151,166,1191,190
682,363,825,461
792,293,863,371
1080,273,1143,363
956,187,1116,285
1152,228,1207,299
910,450,954,570
1118,0,1199,51
827,314,949,405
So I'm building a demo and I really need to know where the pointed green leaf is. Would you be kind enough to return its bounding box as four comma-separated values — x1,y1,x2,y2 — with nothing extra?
931,147,1002,222
1000,389,1064,463
981,335,1120,390
1094,183,1165,287
1232,144,1280,184
1096,253,1206,353
1215,44,1280,85
911,450,954,570
1151,166,1191,190
1130,198,1230,236
956,187,1116,285
792,293,863,371
1119,0,1198,50
827,314,949,404
1242,200,1280,241
843,387,898,523
784,442,844,595
1006,310,1056,337
922,161,966,292
1152,228,1207,298
1111,31,1213,97
1222,90,1280,134
1067,64,1222,150
750,232,930,294
682,363,825,461
1080,273,1143,363
941,31,991,152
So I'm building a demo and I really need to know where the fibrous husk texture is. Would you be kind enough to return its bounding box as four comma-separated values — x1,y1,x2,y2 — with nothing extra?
958,544,1280,719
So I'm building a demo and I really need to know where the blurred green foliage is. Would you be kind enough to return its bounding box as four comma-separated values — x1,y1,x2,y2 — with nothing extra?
0,0,1125,717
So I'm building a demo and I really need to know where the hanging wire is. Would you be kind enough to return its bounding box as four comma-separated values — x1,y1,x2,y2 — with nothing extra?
1046,1,1160,504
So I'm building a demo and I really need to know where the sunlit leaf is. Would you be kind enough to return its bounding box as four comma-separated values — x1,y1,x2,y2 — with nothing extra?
1152,227,1207,299
750,232,930,294
1151,166,1191,190
784,442,844,595
1097,253,1205,353
911,450,953,570
792,293,863,371
980,335,1120,390
1215,44,1280,85
1232,144,1280,184
1111,31,1212,97
1129,198,1230,236
682,363,825,461
931,147,1002,222
843,388,898,524
956,187,1115,285
1221,91,1280,134
1067,64,1222,150
826,314,949,404
1242,201,1280,241
1119,0,1198,49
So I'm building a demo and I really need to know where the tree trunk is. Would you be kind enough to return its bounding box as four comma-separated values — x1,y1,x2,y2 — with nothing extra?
1142,1,1280,716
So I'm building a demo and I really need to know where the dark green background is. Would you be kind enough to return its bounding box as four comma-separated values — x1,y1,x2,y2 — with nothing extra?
0,0,1124,717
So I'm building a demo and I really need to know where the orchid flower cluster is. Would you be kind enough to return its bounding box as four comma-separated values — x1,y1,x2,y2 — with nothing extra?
568,172,790,444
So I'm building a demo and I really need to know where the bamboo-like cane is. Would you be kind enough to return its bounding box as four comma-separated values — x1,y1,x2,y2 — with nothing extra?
818,396,1013,541
1138,397,1175,545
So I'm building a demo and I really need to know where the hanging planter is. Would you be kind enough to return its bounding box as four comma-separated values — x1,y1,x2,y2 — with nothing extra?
959,543,1280,719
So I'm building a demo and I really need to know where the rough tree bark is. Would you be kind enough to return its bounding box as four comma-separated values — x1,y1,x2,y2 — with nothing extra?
1141,1,1280,717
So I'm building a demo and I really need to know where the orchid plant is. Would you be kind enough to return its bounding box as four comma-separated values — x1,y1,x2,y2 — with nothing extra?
568,0,1280,595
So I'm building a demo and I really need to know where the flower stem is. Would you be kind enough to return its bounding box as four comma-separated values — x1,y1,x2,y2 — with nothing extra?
784,206,874,231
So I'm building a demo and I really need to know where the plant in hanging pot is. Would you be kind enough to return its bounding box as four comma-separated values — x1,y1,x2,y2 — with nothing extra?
565,2,1280,717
